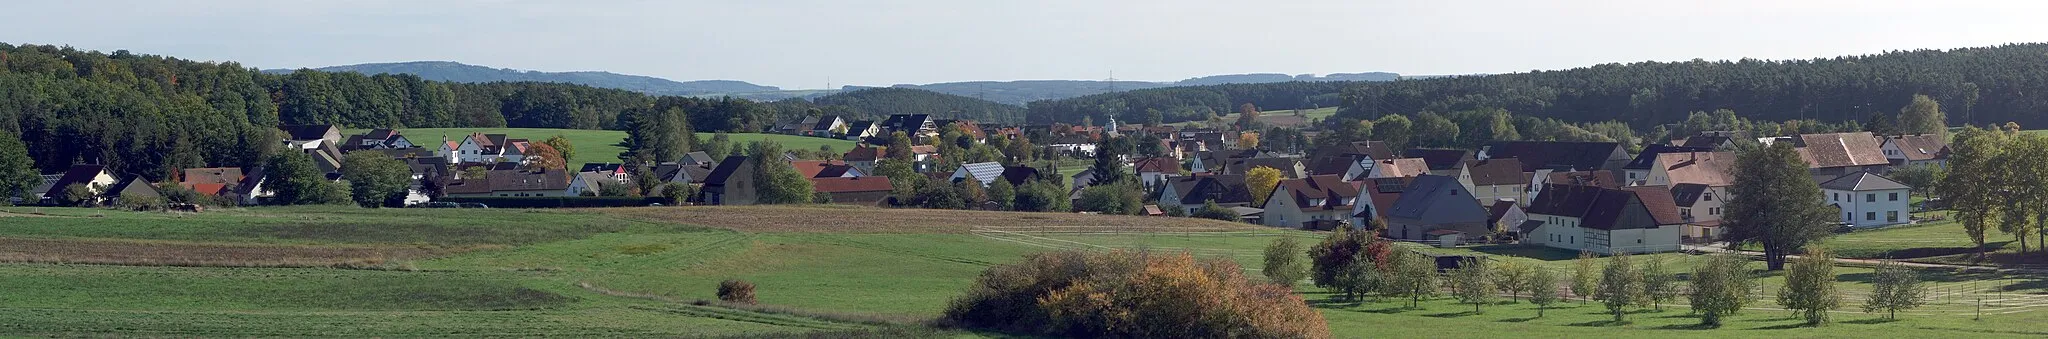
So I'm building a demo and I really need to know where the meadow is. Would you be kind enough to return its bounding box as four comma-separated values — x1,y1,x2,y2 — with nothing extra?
2,205,2046,337
1169,106,1339,129
341,128,857,164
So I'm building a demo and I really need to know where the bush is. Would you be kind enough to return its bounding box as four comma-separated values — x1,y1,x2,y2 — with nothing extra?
115,195,165,211
943,250,1329,338
718,279,758,304
1191,199,1239,221
435,196,661,208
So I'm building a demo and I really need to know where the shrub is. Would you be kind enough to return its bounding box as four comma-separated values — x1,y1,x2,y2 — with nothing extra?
943,250,1329,338
718,279,758,304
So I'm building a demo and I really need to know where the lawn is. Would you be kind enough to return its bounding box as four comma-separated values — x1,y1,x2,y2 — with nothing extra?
342,127,856,164
8,205,2048,337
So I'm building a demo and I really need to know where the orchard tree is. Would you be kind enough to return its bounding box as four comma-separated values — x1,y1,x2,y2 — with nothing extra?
1527,267,1562,317
1308,226,1368,291
1386,249,1439,309
1689,253,1757,327
1571,251,1600,303
1491,261,1531,302
1596,252,1642,322
1864,260,1927,320
1262,237,1308,288
1448,258,1495,314
1723,142,1835,270
1639,256,1677,312
1778,247,1843,326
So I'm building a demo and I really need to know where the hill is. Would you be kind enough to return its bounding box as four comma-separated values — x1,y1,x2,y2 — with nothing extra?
270,61,780,96
340,128,853,164
776,87,1028,124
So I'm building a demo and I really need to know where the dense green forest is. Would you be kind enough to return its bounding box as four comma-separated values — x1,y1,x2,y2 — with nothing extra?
1026,43,2048,129
277,61,780,96
771,87,1027,124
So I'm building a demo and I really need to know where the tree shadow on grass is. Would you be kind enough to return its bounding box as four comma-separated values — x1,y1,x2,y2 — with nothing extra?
1842,318,1900,325
1750,322,1817,330
1655,313,1701,319
1651,323,1717,330
1424,311,1479,318
1358,306,1415,314
1499,316,1541,323
1567,319,1633,327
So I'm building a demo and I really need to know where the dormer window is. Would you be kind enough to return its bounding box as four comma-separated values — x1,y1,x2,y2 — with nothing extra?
1450,189,1459,196
1309,198,1326,206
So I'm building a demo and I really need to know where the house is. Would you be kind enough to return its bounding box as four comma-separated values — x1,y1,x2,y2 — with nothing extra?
1130,156,1182,189
566,172,626,196
1260,175,1362,229
1879,134,1949,168
1488,200,1531,240
1524,184,1686,254
951,162,1005,187
455,133,509,163
1671,183,1728,242
1478,141,1630,172
1791,132,1889,180
1622,145,1717,185
792,160,862,178
279,124,343,145
341,129,415,150
103,177,162,206
501,139,531,163
179,167,244,195
698,156,756,205
843,121,880,140
434,137,462,164
305,140,346,177
811,176,894,206
999,166,1041,187
653,162,715,185
1238,157,1306,179
1676,135,1736,150
1361,158,1429,180
443,169,572,198
1158,174,1254,214
677,151,716,167
1457,158,1528,205
1384,175,1489,243
1403,148,1474,176
1305,141,1396,178
776,116,820,135
1350,176,1414,228
1045,135,1098,158
1545,170,1623,189
1644,152,1737,188
578,163,630,180
880,114,938,138
803,115,848,137
38,164,116,203
842,145,883,174
1820,172,1911,228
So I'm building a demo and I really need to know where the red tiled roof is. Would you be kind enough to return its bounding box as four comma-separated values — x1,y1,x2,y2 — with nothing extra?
1371,158,1429,179
811,176,893,193
1657,152,1738,187
843,145,882,162
1132,156,1181,175
1794,132,1888,168
183,183,229,196
1463,158,1527,186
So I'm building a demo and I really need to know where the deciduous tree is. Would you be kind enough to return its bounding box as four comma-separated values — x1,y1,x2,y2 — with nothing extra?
1723,142,1836,270
1897,94,1949,138
1448,258,1495,314
1385,249,1439,309
1246,166,1282,207
1571,251,1599,303
341,152,412,208
1689,253,1756,327
1778,247,1842,326
1596,252,1642,322
1263,237,1308,288
1863,260,1927,320
542,135,575,163
747,141,814,204
1527,267,1562,317
0,135,40,203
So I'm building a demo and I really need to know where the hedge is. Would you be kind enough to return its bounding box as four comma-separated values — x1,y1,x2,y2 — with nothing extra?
434,196,664,208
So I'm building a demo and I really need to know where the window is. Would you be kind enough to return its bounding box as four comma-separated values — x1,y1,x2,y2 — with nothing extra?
1845,212,1852,221
1867,194,1876,202
1832,193,1839,201
1866,212,1876,221
1887,211,1899,223
1890,193,1899,201
1704,192,1713,201
1451,189,1459,196
1710,207,1719,215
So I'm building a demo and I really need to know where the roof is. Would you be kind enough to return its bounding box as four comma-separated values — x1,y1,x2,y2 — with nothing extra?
1793,132,1889,168
278,125,337,141
1482,141,1623,172
1487,200,1520,224
1000,166,1040,186
1679,135,1732,149
1240,157,1304,178
846,120,877,133
184,183,228,196
680,151,716,166
579,163,626,173
1819,172,1910,191
1886,134,1949,161
1547,170,1622,189
702,156,750,187
1165,174,1254,205
1132,156,1181,175
1358,177,1415,220
236,167,268,196
881,114,932,132
1384,175,1483,223
956,162,1006,185
1462,158,1527,186
1670,183,1709,207
811,176,894,193
791,160,854,178
843,145,882,162
573,172,622,192
106,177,159,199
1307,141,1395,175
910,145,939,155
1625,144,1718,170
1517,220,1546,233
1275,175,1361,212
1657,152,1738,187
180,167,243,185
1404,149,1473,171
809,115,843,131
44,164,107,197
1528,184,1684,230
1369,158,1429,179
487,169,571,192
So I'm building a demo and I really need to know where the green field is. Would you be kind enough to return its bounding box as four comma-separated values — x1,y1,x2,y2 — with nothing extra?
4,205,2048,337
341,128,855,164
1169,106,1339,128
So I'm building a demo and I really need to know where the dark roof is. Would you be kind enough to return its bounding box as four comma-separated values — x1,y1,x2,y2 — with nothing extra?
1792,132,1888,168
45,164,107,197
881,114,932,132
791,160,854,178
1482,141,1623,172
811,176,893,193
106,177,159,199
1275,175,1361,212
843,145,882,162
1166,174,1254,205
1487,200,1519,224
680,151,716,166
579,163,625,173
1624,144,1718,170
481,169,571,192
810,115,843,131
1516,220,1546,234
278,125,337,141
845,120,877,133
1679,135,1732,149
702,156,749,187
1819,172,1910,191
1356,176,1415,220
1885,134,1948,161
1528,184,1683,230
1307,141,1395,174
1547,170,1622,189
1000,166,1040,186
1670,183,1709,208
1385,175,1477,221
1404,149,1474,171
1624,186,1686,226
236,166,268,196
1462,158,1527,186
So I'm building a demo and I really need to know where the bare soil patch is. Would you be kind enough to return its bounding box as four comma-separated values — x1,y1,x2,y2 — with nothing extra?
0,237,461,268
596,205,1260,234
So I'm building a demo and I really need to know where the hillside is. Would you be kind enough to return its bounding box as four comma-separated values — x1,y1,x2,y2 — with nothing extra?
272,61,780,95
784,87,1028,124
340,128,854,164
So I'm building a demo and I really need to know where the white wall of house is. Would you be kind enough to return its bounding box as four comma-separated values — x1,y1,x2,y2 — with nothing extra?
1343,157,1376,181
1526,214,1682,254
456,138,500,163
1260,186,1353,228
1824,187,1911,228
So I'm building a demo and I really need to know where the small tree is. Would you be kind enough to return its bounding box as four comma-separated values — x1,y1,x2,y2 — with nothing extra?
1492,261,1530,302
986,178,1016,211
1386,249,1439,309
342,152,414,208
1245,166,1282,207
57,183,96,207
1309,226,1368,291
1527,268,1562,317
1778,247,1842,326
718,279,757,304
542,135,576,163
1864,260,1927,320
1191,200,1240,221
1262,237,1308,288
1640,256,1677,311
1571,251,1600,303
1449,259,1495,314
1596,252,1641,322
658,182,692,205
1332,250,1381,301
1689,253,1756,327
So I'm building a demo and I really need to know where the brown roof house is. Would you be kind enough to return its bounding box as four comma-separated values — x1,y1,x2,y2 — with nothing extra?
1158,174,1255,215
1879,134,1949,168
1260,175,1362,229
698,156,757,205
1384,175,1489,244
1350,176,1415,228
1791,132,1889,180
1455,158,1528,205
811,176,894,206
1305,141,1397,178
1524,184,1686,254
1360,158,1430,181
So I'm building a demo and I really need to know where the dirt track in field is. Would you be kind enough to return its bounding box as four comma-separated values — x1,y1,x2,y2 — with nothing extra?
595,205,1261,234
0,237,460,268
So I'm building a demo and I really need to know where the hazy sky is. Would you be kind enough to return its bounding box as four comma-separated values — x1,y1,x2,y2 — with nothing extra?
8,1,2047,89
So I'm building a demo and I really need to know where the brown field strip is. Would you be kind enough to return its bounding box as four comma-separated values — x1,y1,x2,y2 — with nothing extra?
594,205,1262,233
0,237,463,268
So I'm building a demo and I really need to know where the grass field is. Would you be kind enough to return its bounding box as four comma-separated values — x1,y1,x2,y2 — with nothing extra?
341,127,856,164
5,204,2048,337
1169,106,1339,128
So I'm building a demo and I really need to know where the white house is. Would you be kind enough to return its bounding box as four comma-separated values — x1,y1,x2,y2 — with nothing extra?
1456,158,1528,205
455,133,509,163
1260,175,1360,228
1670,183,1729,242
1524,184,1686,254
1880,134,1949,168
1820,172,1911,228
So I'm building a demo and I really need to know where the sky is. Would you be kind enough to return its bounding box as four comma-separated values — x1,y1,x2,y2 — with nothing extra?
8,1,2048,90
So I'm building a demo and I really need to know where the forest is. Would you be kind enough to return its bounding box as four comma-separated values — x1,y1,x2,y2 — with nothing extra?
769,87,1027,124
